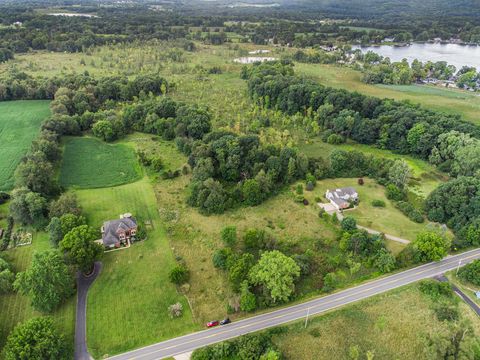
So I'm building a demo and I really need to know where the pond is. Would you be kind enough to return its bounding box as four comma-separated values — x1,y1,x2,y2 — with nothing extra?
353,43,480,70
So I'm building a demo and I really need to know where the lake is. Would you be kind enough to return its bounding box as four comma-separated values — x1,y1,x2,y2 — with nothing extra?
354,43,480,70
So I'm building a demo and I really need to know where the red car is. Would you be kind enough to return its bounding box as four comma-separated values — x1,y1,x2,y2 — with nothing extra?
206,320,219,328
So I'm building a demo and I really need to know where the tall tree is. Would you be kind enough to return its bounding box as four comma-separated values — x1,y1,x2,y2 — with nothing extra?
60,225,103,273
249,250,300,303
14,250,74,313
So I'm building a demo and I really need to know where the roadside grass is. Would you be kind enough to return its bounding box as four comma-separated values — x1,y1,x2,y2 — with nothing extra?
79,176,195,359
306,178,428,242
0,100,50,191
0,230,75,355
271,284,480,359
60,136,141,189
299,138,447,197
295,63,480,125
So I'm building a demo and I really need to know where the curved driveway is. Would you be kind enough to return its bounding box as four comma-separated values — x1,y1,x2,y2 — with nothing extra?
106,248,480,360
75,262,102,360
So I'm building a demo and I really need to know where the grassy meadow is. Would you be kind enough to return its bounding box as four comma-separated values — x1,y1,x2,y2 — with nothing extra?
272,283,480,359
0,100,50,191
78,176,196,358
295,63,480,125
60,137,141,189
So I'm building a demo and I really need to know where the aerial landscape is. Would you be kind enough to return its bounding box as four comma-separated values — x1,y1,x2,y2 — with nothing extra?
0,0,480,359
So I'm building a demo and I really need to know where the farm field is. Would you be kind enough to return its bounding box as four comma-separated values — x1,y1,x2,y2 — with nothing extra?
60,136,141,189
295,63,480,125
272,284,480,359
0,100,50,191
307,178,429,242
78,176,196,359
0,229,75,355
299,139,447,197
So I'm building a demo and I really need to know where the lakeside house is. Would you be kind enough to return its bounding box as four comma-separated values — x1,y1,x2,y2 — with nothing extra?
326,187,359,210
100,213,137,249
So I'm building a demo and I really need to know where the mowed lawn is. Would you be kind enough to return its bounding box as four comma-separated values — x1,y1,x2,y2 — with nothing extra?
60,137,141,189
296,63,480,125
0,230,76,354
272,284,480,359
78,177,196,359
0,100,50,191
307,178,429,242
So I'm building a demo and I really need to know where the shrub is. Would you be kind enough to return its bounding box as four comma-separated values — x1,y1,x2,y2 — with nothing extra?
169,265,189,285
327,133,344,144
221,226,237,247
385,183,405,201
305,182,314,191
396,201,424,223
341,216,357,232
212,248,233,269
458,259,480,286
295,184,303,195
240,281,256,312
419,279,453,301
168,302,183,318
434,301,459,322
0,191,11,204
357,178,364,186
371,199,386,207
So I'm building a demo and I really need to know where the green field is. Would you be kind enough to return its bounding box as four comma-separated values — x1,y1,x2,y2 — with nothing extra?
272,284,480,359
0,230,75,355
295,63,480,125
0,100,50,191
60,137,142,189
79,177,195,358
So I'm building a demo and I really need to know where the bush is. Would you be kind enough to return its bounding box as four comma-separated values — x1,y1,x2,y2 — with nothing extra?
168,302,183,318
295,184,303,195
305,182,314,191
0,191,11,204
419,279,453,301
385,183,405,201
221,226,237,247
327,133,344,144
169,265,189,285
212,248,232,270
371,199,386,207
357,178,364,186
341,216,357,232
240,281,256,312
458,259,480,286
396,201,424,223
434,301,459,322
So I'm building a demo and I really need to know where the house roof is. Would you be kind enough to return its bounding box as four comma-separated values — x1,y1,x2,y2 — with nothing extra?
102,217,137,246
327,187,358,197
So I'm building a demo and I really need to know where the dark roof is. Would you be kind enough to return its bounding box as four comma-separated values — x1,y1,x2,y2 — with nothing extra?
102,217,137,246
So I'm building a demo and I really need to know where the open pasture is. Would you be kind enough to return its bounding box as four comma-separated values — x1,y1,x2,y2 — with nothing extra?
0,100,50,191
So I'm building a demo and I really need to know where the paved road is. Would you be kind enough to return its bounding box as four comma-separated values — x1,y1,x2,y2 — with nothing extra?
75,262,102,360
436,275,480,316
106,248,480,360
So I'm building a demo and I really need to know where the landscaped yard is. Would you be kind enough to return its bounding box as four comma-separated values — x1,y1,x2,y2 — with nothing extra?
79,177,196,359
306,178,429,242
60,136,142,189
0,100,50,191
271,284,480,359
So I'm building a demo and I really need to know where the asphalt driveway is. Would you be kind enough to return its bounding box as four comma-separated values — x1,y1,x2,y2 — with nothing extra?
75,262,102,360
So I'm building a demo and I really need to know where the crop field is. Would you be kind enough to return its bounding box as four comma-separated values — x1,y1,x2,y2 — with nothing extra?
272,284,480,359
78,176,195,359
0,100,50,191
0,230,75,354
60,137,141,189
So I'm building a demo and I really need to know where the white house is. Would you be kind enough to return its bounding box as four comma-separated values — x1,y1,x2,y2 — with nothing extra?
325,187,359,210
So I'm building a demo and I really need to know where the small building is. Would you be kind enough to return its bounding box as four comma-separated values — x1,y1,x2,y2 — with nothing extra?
326,187,359,210
101,213,137,249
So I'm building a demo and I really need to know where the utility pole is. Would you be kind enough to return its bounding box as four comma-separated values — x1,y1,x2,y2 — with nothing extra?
304,307,310,328
456,259,462,276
